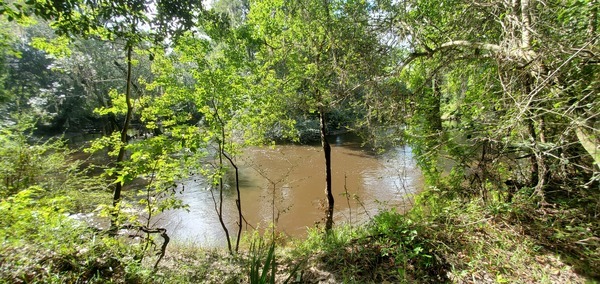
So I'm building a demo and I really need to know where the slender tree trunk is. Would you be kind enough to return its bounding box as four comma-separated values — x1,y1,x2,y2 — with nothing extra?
535,118,549,200
522,73,538,188
211,99,238,254
588,1,597,38
523,74,547,203
431,76,443,132
527,119,539,187
110,44,134,232
216,139,233,254
520,0,531,50
319,108,334,232
479,141,489,203
223,151,242,253
526,117,548,203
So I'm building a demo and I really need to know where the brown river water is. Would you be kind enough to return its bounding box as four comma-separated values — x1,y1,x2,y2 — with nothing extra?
154,134,423,246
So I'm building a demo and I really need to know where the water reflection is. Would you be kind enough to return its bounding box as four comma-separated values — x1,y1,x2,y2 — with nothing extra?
156,134,423,246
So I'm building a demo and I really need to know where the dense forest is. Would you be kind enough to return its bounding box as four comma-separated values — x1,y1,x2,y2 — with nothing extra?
0,0,598,282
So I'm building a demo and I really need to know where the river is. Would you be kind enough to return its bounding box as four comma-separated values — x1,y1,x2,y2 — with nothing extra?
155,134,423,246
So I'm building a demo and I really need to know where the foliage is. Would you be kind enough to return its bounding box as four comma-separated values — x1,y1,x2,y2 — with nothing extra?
0,120,148,283
152,244,242,283
289,219,442,283
0,186,160,283
248,239,277,284
247,0,391,232
508,187,600,278
241,229,303,284
285,187,597,283
0,116,100,197
2,20,133,133
144,11,300,252
383,0,599,201
0,0,598,282
369,210,439,272
409,187,599,282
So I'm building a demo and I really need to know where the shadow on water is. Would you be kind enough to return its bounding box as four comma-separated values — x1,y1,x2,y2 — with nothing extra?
155,133,424,246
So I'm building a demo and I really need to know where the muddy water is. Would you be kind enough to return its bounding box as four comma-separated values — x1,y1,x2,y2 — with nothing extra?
156,134,423,246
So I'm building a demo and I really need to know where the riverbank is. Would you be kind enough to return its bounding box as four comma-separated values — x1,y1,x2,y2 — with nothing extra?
150,185,598,283
1,184,598,283
160,189,596,283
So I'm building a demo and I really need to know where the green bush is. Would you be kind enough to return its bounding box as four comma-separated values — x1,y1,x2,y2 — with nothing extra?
0,118,155,283
0,117,99,199
0,185,164,283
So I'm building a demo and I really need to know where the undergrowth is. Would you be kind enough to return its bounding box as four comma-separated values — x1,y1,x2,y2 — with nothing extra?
0,187,151,283
2,186,598,283
282,185,598,283
0,121,163,283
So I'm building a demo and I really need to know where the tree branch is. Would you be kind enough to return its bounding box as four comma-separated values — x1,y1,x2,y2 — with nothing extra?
399,40,535,73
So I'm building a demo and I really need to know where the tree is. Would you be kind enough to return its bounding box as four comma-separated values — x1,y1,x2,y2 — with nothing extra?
248,0,388,232
12,22,129,134
0,4,210,267
144,8,297,252
381,0,598,200
50,0,200,230
212,0,250,28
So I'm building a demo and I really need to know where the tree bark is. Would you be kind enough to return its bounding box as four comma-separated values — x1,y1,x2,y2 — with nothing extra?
588,1,597,38
535,118,549,200
110,44,134,232
402,40,537,72
319,109,334,232
212,100,234,254
526,116,549,203
520,0,531,50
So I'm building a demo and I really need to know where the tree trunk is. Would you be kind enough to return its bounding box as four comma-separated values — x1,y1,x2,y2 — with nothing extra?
535,118,549,201
588,0,597,38
110,44,134,232
319,109,334,232
223,151,242,253
431,76,443,132
216,139,233,254
527,119,539,187
212,102,234,254
520,0,531,50
523,72,548,203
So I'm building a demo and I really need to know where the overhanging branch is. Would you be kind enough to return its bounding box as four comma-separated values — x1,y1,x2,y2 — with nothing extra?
399,40,532,73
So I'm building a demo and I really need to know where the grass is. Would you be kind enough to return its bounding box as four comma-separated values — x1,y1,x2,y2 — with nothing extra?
155,242,241,284
419,199,577,283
